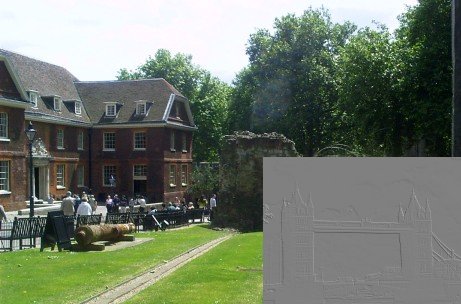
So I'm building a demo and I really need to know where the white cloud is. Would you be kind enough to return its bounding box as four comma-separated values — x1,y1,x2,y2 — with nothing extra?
1,0,418,83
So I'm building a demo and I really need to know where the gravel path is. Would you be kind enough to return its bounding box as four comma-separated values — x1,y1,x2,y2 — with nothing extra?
80,233,234,304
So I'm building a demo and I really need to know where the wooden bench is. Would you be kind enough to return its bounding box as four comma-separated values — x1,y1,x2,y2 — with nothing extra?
0,217,47,251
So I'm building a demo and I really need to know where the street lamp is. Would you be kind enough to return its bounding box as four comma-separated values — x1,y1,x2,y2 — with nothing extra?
25,122,36,217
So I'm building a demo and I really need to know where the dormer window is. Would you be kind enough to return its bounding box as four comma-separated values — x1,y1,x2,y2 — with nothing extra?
105,103,116,117
54,96,62,111
29,91,38,107
75,101,82,115
136,102,147,116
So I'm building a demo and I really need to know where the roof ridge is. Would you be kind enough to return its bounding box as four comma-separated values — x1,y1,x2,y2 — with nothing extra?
75,78,166,84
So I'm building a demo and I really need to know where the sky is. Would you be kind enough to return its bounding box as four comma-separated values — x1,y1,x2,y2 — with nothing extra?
1,0,418,84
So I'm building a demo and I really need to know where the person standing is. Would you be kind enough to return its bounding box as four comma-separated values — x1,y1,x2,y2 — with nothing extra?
138,195,146,213
88,194,97,213
119,195,128,213
129,196,135,212
105,195,113,214
112,194,120,213
76,197,93,216
0,204,8,229
61,191,75,216
209,194,217,221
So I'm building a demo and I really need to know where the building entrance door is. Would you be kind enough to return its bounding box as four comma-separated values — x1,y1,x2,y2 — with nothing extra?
133,180,147,196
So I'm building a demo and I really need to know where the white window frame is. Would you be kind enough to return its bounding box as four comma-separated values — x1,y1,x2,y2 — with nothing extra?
0,160,10,194
105,103,116,117
133,164,147,180
134,132,146,150
57,129,64,149
56,164,65,189
75,101,82,115
77,165,84,187
169,164,176,187
78,131,84,150
0,113,8,140
136,102,147,115
54,96,62,111
29,91,38,107
170,130,175,151
181,164,187,187
103,165,117,186
103,132,115,151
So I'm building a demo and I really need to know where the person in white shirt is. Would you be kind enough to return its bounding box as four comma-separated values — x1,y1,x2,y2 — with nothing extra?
209,194,217,221
210,194,217,209
76,197,93,216
138,195,147,213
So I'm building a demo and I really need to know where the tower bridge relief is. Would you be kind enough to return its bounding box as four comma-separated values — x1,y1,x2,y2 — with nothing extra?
264,186,461,304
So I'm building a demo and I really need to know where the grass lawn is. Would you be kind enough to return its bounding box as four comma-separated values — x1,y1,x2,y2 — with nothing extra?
0,225,228,304
125,231,263,304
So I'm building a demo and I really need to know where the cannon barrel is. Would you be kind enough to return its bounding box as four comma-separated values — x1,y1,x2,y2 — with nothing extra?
75,223,135,246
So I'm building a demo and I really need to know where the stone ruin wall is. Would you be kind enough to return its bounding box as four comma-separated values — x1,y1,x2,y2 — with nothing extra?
217,131,298,230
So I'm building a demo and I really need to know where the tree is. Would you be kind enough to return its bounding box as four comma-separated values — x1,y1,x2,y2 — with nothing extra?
227,8,356,156
118,49,231,162
336,25,408,156
396,0,452,156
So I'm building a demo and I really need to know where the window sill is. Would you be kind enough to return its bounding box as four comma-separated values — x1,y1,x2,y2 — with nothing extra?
56,186,66,190
0,138,10,142
103,149,115,152
169,183,176,188
57,147,65,150
181,183,187,187
134,148,146,151
78,148,84,151
170,148,176,152
0,190,11,195
182,150,187,153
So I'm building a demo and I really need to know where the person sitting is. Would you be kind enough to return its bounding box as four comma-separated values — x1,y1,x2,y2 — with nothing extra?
167,202,177,212
187,202,195,210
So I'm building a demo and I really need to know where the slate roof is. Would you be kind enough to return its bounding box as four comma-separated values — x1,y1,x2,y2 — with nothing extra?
0,50,195,128
0,49,91,125
75,79,191,126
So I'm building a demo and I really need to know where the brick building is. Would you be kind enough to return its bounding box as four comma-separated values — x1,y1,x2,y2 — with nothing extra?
0,49,196,211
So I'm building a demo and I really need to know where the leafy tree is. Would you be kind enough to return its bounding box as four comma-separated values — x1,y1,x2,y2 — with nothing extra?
336,25,408,156
227,8,356,156
395,0,451,155
118,49,231,162
185,164,219,201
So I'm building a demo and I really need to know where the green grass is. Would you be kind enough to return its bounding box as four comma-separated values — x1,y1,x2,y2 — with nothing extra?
0,225,228,304
125,232,263,304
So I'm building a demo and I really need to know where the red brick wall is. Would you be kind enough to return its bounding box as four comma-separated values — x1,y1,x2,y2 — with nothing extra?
34,122,90,199
89,127,193,203
0,107,27,211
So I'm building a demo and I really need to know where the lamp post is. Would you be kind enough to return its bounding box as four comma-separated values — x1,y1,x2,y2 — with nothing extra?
25,122,36,217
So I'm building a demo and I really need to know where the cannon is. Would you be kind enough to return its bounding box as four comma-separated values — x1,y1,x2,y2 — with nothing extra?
75,223,135,247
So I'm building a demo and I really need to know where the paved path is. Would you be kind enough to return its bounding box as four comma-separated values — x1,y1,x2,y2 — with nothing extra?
80,233,234,304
